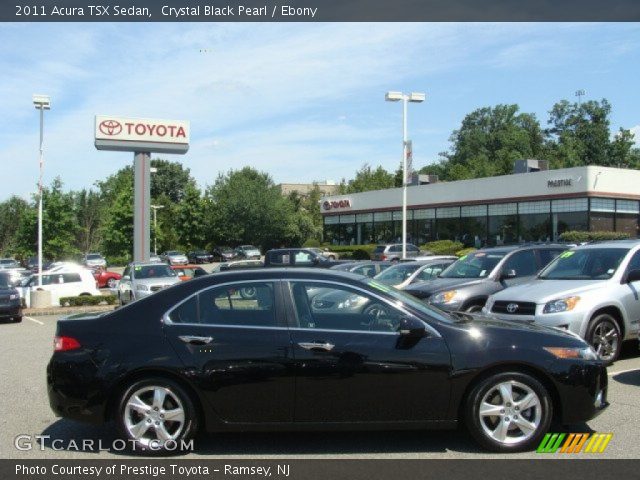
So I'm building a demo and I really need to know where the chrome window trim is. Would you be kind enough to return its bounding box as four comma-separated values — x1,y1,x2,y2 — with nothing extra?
284,278,441,338
163,279,278,327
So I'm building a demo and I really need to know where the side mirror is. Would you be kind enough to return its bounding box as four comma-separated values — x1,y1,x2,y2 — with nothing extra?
625,269,640,283
122,275,130,281
399,317,426,338
500,269,517,280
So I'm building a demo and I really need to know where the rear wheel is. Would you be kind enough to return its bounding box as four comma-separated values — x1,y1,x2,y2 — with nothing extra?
465,372,552,452
587,313,621,365
116,378,198,454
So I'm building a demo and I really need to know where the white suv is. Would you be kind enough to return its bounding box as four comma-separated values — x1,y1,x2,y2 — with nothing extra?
484,240,640,364
19,270,101,308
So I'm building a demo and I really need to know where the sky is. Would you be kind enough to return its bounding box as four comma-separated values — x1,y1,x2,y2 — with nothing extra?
1,22,639,201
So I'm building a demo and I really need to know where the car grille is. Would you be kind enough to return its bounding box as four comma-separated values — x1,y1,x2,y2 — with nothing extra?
150,285,170,292
492,301,536,315
0,295,8,304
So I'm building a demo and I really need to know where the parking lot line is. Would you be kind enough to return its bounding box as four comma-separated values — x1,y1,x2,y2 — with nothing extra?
608,367,639,376
24,316,44,325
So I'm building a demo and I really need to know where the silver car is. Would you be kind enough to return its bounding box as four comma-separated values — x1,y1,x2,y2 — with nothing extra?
83,253,107,268
161,250,188,265
117,262,181,305
484,240,640,364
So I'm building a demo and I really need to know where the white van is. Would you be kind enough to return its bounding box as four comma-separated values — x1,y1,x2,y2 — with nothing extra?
19,270,100,308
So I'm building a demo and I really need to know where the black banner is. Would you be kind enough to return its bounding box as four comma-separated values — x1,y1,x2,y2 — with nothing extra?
3,0,640,22
4,460,640,480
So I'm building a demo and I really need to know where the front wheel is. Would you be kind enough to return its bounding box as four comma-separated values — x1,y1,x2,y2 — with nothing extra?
465,372,552,452
116,378,198,454
587,313,621,365
107,278,118,289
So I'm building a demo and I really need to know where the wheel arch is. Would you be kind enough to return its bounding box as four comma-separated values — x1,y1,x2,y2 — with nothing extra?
456,363,563,425
589,306,625,339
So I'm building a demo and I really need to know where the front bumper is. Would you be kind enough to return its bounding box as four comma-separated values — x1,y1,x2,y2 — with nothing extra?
0,302,22,318
484,306,588,338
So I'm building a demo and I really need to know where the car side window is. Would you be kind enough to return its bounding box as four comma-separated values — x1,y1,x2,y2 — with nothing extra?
289,282,403,333
626,251,640,272
199,282,276,327
294,251,315,265
122,266,130,278
416,263,447,281
169,296,199,324
409,245,420,253
62,273,81,283
503,250,538,276
269,252,290,266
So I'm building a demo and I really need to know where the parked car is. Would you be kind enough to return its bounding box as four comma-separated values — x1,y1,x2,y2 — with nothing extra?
117,262,181,306
83,253,107,268
371,243,421,262
264,248,339,268
170,265,207,281
149,254,163,264
330,261,393,278
18,270,101,308
48,268,608,454
404,245,568,313
308,247,340,260
0,272,22,322
373,257,457,289
92,268,122,289
0,258,20,269
211,246,236,262
211,259,264,273
25,257,52,272
234,245,261,260
187,250,214,264
161,251,188,266
484,240,640,364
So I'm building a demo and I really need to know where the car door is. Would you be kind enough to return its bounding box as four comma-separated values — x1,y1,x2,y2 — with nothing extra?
119,266,133,302
620,249,640,337
163,280,295,423
284,280,451,423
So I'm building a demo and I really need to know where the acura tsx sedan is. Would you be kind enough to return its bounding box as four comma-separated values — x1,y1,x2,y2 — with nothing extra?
47,269,608,453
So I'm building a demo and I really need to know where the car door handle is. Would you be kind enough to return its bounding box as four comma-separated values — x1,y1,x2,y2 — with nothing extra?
298,341,335,352
179,335,214,345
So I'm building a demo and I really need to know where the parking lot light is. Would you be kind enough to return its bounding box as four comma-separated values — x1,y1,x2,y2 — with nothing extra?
33,94,50,286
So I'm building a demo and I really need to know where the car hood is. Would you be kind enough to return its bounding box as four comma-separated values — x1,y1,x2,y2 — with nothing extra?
134,277,181,287
406,277,485,295
491,279,608,303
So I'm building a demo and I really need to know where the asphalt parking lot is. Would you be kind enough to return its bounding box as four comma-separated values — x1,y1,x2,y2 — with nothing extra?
1,314,639,460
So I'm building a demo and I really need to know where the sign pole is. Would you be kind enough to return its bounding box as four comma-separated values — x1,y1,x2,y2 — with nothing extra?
133,151,151,263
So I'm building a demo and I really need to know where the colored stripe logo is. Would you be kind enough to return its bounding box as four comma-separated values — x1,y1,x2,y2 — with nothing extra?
537,433,613,454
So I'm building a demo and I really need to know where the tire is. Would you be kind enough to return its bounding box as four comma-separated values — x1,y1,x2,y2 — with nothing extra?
79,292,91,296
328,255,336,260
118,292,126,306
239,286,257,300
465,371,552,452
14,316,22,323
116,377,198,455
586,313,622,365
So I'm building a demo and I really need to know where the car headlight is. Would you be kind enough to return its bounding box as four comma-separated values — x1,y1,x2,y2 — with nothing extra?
543,296,580,314
9,294,18,300
135,284,150,291
431,290,458,304
544,346,598,360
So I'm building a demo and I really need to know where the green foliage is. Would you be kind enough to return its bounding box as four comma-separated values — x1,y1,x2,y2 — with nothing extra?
105,255,132,267
325,245,377,258
559,231,631,242
302,238,322,248
100,181,133,258
344,164,395,193
455,247,477,257
59,295,116,307
176,184,207,250
74,189,102,254
421,240,464,255
150,159,196,203
0,196,30,257
351,249,371,260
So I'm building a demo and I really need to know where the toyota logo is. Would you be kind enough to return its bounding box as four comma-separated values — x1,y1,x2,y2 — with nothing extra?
323,201,331,211
99,119,122,136
506,303,519,313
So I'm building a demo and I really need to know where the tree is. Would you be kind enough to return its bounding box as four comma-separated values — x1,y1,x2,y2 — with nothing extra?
74,189,102,254
344,164,395,193
0,196,30,256
175,184,208,250
100,181,133,259
150,158,196,203
430,104,546,181
205,167,303,249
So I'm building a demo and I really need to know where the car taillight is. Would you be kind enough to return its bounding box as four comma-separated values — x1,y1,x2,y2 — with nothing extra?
54,336,81,352
381,255,387,261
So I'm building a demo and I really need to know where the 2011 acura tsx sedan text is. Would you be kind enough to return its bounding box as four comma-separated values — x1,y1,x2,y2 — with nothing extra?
47,269,608,453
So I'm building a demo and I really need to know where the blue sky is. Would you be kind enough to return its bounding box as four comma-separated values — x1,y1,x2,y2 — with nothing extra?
1,22,639,201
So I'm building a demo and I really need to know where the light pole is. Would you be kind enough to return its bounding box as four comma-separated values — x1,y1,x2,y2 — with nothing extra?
385,91,425,259
33,94,50,286
575,89,586,106
150,204,164,255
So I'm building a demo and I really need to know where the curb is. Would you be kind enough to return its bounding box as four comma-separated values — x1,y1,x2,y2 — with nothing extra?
23,305,117,317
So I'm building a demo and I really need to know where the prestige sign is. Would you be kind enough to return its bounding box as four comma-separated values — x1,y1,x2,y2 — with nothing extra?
95,115,190,154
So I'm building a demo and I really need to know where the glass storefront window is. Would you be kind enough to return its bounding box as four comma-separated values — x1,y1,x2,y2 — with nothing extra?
519,213,551,242
488,215,518,246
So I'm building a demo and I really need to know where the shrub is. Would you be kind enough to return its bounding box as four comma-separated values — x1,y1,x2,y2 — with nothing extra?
421,240,464,255
59,295,117,307
302,238,322,248
455,247,477,257
351,249,371,260
105,255,131,267
559,231,631,243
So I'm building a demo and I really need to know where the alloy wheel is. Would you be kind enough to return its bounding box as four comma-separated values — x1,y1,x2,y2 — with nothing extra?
591,319,620,362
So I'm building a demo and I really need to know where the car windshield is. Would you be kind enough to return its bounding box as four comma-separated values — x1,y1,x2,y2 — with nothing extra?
365,279,454,324
134,265,176,279
374,263,421,284
86,254,102,260
0,274,12,288
538,248,629,280
167,251,182,255
439,251,506,279
0,259,15,265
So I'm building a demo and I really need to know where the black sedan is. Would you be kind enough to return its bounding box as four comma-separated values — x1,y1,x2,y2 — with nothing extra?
0,272,22,322
47,269,608,453
187,250,214,264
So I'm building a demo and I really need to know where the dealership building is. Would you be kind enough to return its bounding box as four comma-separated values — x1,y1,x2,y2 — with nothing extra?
321,164,640,246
